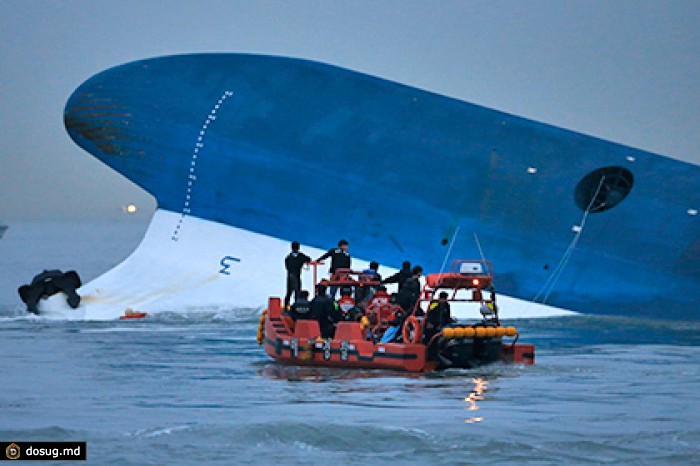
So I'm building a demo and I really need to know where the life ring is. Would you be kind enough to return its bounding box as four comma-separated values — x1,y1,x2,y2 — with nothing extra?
402,316,423,344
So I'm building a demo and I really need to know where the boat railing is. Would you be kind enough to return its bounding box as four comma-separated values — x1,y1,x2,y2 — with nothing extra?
414,260,497,314
308,263,381,295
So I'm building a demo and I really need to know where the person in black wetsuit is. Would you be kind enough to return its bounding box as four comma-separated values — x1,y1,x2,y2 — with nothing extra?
284,241,312,309
289,290,312,321
396,266,423,315
424,291,455,342
310,283,343,338
316,239,351,299
382,261,412,292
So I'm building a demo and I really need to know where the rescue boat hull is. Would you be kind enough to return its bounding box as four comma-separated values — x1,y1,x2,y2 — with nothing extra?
263,336,433,373
261,297,534,373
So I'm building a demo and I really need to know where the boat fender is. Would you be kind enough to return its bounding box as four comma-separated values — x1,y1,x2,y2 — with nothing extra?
323,339,332,360
257,309,268,345
463,327,475,338
300,340,314,360
505,326,518,337
402,316,423,344
360,316,369,333
442,328,455,339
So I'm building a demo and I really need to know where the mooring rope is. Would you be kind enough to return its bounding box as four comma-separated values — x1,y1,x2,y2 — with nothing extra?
533,175,606,304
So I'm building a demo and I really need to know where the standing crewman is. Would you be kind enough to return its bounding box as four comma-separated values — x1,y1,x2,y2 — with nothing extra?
425,291,455,342
316,239,351,298
382,261,412,292
284,241,312,309
396,265,423,315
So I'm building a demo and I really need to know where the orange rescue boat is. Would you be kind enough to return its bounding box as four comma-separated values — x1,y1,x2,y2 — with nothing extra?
259,260,534,372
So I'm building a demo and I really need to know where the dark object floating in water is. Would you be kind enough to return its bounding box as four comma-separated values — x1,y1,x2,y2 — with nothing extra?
18,270,82,315
0,225,7,239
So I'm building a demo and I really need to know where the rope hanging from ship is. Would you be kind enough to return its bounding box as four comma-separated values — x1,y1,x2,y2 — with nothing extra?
533,175,607,304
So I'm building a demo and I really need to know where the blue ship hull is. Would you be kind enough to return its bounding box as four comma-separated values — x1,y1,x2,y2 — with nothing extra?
64,54,700,319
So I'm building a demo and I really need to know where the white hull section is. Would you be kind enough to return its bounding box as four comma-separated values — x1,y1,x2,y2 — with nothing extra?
39,209,576,320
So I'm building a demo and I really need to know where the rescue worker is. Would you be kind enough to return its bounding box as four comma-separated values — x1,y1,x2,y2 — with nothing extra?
337,287,363,321
337,287,355,313
310,283,342,338
356,261,382,304
288,290,312,321
363,261,382,280
480,301,499,325
380,306,406,343
382,261,412,291
425,291,455,342
284,241,312,309
316,239,351,298
396,265,423,315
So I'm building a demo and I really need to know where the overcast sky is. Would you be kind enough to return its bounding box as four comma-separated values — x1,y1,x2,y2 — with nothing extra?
1,0,699,220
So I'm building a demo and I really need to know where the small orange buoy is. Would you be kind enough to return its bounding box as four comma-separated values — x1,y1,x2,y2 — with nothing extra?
119,308,148,320
119,313,148,320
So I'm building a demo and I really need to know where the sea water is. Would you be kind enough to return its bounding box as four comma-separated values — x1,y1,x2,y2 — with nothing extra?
1,222,699,465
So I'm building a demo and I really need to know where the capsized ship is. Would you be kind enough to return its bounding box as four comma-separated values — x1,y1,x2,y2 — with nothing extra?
39,53,699,320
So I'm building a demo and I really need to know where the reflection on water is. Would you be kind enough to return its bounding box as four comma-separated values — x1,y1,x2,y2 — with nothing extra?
464,377,488,424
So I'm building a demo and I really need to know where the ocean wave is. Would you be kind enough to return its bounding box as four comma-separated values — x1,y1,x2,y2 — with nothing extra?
0,425,81,440
125,424,194,438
